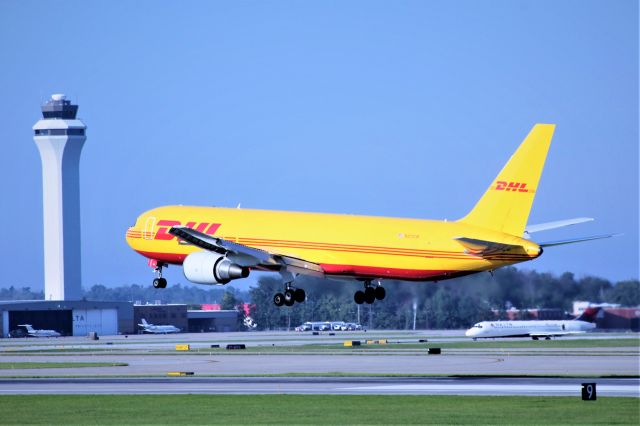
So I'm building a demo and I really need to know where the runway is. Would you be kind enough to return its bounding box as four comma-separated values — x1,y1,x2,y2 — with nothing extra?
0,376,637,397
1,331,638,397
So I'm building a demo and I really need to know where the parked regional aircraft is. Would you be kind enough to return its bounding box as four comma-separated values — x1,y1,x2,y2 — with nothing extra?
138,318,180,334
126,124,615,307
17,324,61,337
465,308,601,340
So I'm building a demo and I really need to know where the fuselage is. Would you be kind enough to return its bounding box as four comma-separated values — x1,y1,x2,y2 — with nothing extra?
465,320,596,339
19,325,61,337
126,205,541,282
141,325,180,334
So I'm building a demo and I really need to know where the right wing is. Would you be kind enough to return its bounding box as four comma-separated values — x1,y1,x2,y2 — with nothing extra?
169,226,325,276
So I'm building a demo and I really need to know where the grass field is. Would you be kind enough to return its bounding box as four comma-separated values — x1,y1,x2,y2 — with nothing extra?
0,395,637,424
0,362,127,370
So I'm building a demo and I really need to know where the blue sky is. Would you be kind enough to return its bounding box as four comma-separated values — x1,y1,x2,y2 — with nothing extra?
0,0,637,292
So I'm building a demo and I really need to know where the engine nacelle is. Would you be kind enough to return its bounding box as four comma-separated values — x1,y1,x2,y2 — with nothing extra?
183,251,249,285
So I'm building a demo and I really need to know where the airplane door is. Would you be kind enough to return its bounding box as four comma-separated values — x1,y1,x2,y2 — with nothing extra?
143,217,157,240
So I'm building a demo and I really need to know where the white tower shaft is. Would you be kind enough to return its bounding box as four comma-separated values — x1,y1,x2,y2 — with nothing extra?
33,94,86,301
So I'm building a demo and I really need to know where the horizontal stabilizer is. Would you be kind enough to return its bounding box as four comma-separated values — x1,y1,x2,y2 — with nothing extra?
524,217,594,237
538,234,620,247
454,237,523,256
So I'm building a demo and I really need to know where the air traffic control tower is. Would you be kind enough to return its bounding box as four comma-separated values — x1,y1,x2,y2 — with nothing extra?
33,94,86,300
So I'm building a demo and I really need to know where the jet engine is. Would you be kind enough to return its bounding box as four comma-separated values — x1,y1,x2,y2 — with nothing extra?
183,251,249,284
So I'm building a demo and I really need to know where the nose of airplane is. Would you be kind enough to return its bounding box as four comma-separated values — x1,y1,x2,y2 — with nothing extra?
465,328,475,337
125,226,141,249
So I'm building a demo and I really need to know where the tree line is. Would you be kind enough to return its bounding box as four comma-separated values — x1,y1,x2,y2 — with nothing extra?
1,268,637,330
247,268,639,330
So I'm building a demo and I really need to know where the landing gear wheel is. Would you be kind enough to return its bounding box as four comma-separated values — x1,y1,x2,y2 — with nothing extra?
364,287,376,304
294,288,306,303
283,289,295,306
284,289,294,303
152,262,167,289
354,290,365,305
153,278,167,289
274,293,285,307
374,286,386,300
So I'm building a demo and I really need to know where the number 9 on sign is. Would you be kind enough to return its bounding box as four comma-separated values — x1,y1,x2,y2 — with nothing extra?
582,383,597,400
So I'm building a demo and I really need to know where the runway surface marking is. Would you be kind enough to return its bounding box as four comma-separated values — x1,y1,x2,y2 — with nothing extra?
344,384,639,397
0,378,637,397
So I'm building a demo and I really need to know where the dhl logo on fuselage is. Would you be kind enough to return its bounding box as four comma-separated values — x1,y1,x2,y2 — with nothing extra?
154,220,220,240
493,181,532,193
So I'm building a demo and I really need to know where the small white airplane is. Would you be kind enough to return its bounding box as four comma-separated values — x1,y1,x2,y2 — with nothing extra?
138,318,181,334
18,324,61,337
465,307,600,340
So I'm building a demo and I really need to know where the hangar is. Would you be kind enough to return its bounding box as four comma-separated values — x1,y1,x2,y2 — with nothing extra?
187,309,239,332
0,300,134,337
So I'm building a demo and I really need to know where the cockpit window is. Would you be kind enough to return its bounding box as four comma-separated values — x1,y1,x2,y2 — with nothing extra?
473,324,483,328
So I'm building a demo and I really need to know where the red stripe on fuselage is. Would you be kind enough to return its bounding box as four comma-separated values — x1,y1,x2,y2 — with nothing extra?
134,250,470,282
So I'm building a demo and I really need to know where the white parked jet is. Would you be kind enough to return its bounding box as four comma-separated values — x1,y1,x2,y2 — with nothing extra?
18,324,61,337
465,308,600,340
138,318,180,334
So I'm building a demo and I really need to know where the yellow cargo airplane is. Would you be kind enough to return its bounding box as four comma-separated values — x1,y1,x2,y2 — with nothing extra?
126,124,613,306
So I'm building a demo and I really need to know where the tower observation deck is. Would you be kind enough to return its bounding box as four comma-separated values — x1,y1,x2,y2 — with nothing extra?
33,94,86,300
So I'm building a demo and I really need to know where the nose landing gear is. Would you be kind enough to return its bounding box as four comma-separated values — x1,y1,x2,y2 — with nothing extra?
152,262,167,289
354,280,385,305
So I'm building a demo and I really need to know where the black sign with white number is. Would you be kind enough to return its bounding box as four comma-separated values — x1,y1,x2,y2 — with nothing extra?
582,383,597,400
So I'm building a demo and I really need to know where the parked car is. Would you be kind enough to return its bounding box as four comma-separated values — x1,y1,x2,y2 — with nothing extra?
295,322,312,332
331,321,347,331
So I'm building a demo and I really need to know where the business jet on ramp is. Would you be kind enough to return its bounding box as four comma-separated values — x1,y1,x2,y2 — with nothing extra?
138,318,180,334
18,324,61,337
465,308,601,340
125,124,615,307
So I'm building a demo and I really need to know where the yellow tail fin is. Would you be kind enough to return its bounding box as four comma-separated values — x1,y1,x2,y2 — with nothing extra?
459,124,556,236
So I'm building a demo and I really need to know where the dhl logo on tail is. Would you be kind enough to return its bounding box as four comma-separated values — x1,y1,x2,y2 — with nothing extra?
494,181,531,193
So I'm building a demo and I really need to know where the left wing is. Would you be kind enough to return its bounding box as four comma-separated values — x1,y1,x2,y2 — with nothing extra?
169,226,324,276
530,331,586,337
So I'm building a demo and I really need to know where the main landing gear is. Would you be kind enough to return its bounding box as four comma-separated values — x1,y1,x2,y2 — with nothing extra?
152,262,167,289
273,271,306,307
273,286,306,307
354,281,385,305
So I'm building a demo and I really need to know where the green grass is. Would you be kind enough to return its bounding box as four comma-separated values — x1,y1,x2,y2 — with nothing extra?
0,395,637,424
0,362,127,369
